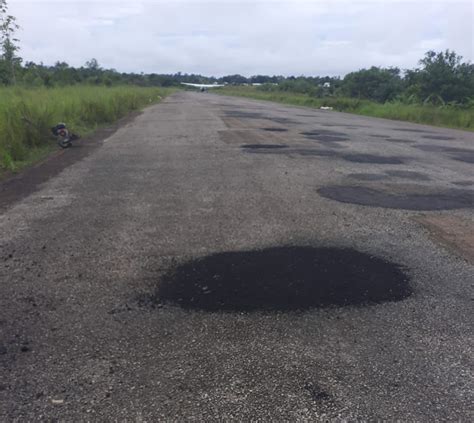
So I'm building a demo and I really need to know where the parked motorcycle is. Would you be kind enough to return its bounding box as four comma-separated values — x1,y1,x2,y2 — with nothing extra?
51,123,79,148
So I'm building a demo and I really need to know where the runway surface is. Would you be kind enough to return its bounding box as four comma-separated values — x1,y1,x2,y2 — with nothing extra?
1,91,473,420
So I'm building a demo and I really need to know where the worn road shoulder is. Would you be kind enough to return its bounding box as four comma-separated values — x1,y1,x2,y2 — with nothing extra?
0,110,142,212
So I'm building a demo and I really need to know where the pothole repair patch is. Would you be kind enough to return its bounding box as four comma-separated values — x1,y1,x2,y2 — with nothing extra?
341,154,405,164
156,246,411,312
318,185,474,210
262,127,288,132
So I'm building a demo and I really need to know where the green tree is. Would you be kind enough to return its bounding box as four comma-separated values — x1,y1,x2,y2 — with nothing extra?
0,0,21,85
405,50,474,104
85,58,100,71
221,74,248,85
342,67,403,102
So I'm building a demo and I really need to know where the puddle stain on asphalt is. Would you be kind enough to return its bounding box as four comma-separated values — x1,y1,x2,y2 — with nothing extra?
318,185,474,210
156,246,412,312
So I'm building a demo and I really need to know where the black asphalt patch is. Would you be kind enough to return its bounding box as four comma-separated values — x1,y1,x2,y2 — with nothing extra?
385,170,431,181
341,154,405,164
414,145,472,153
392,128,434,133
241,147,405,164
422,135,456,141
224,111,264,119
242,147,339,157
241,144,288,149
452,180,474,186
451,152,474,164
301,130,350,144
304,382,332,403
322,124,367,128
156,246,412,312
347,173,389,181
413,146,474,163
319,142,347,149
301,130,348,137
306,135,350,142
262,127,288,132
318,185,474,210
242,148,406,165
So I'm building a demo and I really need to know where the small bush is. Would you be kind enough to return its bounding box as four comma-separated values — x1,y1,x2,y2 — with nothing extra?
0,150,14,170
216,86,474,131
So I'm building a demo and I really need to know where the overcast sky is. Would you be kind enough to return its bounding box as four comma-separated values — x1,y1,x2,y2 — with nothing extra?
11,0,474,77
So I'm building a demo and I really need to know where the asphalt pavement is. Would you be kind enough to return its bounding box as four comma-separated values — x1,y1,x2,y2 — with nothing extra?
1,91,473,420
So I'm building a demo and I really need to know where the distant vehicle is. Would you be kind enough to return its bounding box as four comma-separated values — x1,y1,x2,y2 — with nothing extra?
180,82,226,91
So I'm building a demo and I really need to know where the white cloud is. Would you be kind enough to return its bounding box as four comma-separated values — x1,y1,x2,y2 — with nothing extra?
10,0,474,76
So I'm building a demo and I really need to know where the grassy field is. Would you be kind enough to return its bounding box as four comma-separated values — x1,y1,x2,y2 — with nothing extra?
0,85,175,171
216,86,474,131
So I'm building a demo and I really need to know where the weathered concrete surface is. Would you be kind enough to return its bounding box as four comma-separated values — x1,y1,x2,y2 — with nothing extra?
0,91,473,421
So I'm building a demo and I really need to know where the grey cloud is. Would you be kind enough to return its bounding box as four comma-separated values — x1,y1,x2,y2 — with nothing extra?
11,0,474,76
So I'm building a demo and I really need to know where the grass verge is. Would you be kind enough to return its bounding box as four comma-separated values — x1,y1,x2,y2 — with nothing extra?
0,85,175,171
216,86,474,131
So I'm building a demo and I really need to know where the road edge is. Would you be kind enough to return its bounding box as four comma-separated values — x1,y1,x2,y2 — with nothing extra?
0,110,142,212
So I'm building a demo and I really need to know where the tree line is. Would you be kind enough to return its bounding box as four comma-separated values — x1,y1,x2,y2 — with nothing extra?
1,0,473,106
270,50,474,106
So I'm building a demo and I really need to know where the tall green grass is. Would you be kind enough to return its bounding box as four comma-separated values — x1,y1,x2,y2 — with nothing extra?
0,85,174,171
217,86,474,131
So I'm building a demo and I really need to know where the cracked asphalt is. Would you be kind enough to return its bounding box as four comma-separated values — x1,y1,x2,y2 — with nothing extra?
1,91,473,420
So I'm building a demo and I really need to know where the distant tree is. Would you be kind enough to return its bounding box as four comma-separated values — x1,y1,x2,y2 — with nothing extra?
50,61,78,86
85,58,100,71
0,0,21,84
405,50,474,104
221,74,248,84
342,67,403,102
277,77,320,95
249,75,280,84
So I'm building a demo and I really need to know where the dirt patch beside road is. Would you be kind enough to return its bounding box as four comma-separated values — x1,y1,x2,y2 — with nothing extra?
414,215,474,263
